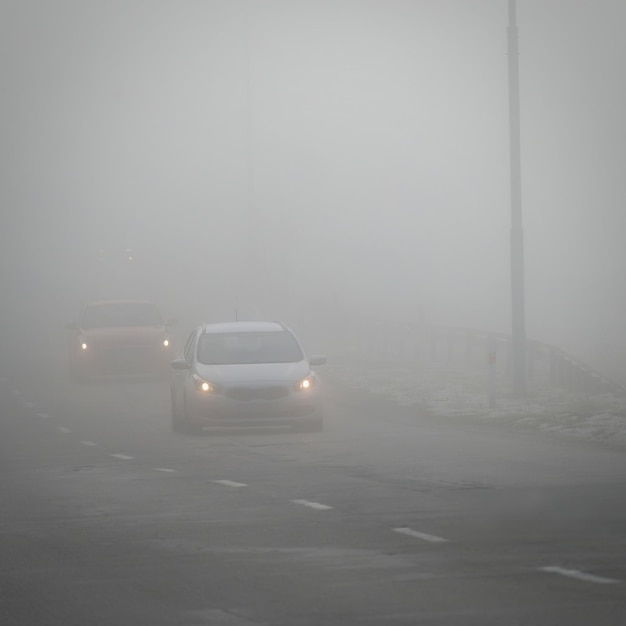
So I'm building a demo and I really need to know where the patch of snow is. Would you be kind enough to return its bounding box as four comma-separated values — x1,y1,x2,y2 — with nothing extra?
325,360,626,447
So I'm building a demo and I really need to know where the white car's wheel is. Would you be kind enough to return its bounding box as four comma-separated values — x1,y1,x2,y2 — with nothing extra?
171,388,184,432
175,392,202,435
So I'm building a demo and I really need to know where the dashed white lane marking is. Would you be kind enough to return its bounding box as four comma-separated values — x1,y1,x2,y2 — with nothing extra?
540,566,619,584
111,453,133,460
37,412,50,419
214,480,248,488
81,441,97,447
393,527,448,543
57,426,71,434
154,468,177,473
291,499,334,511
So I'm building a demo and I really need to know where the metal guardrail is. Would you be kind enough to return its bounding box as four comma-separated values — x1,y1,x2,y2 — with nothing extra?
419,325,626,395
298,313,626,396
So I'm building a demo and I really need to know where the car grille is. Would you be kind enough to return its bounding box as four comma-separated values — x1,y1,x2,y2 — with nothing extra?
224,386,289,401
98,346,162,372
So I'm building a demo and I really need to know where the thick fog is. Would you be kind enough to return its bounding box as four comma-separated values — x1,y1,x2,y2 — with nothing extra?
1,1,625,372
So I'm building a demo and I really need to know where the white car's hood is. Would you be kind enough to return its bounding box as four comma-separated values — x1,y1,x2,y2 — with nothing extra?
195,360,310,385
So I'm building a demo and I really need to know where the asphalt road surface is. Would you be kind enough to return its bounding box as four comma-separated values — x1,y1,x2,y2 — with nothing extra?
1,356,625,625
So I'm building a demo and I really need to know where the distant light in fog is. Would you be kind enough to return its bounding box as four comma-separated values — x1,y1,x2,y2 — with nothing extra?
81,342,88,350
163,339,170,347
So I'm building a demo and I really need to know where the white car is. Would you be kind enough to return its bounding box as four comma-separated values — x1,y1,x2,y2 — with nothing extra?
170,321,326,434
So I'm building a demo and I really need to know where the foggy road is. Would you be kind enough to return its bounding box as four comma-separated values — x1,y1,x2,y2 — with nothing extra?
3,1,626,623
1,355,625,626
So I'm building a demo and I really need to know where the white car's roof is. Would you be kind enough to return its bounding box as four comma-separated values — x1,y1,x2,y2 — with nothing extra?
200,321,286,334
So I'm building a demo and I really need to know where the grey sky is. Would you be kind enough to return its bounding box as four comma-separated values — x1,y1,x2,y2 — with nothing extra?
1,1,624,363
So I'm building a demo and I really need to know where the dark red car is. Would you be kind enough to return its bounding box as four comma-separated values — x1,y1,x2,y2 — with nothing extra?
67,300,176,380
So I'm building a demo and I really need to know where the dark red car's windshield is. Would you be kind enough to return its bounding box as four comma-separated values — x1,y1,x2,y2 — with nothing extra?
81,303,162,329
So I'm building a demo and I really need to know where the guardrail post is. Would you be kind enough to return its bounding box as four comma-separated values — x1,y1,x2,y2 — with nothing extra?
505,339,512,383
527,341,535,383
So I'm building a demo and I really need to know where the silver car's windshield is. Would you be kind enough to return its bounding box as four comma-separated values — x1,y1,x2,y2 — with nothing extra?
197,331,303,365
81,303,163,329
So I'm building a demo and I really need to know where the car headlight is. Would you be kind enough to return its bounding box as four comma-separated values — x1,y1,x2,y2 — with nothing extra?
295,372,316,391
79,337,88,350
193,374,217,393
162,338,170,348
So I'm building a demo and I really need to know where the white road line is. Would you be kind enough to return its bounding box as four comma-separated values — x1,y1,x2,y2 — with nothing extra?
81,441,97,447
214,480,248,488
111,453,133,460
393,527,448,543
37,412,50,419
24,401,35,409
540,566,619,585
291,499,334,511
57,426,71,434
154,468,177,473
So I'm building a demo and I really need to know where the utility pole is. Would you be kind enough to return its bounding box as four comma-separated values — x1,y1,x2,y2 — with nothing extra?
508,0,527,396
244,1,262,317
